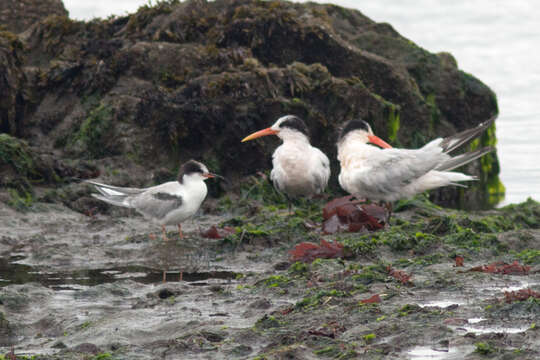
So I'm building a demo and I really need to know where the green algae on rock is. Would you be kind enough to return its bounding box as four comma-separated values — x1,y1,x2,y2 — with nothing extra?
0,30,26,137
0,134,44,206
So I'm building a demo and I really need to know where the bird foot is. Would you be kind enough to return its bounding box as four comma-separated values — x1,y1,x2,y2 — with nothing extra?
161,234,170,242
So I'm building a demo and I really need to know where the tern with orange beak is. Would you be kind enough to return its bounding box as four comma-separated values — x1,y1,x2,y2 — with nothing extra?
242,115,330,205
337,117,496,202
86,160,220,241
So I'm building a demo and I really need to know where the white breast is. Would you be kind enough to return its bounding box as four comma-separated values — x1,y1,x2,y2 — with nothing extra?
271,140,330,198
162,180,207,225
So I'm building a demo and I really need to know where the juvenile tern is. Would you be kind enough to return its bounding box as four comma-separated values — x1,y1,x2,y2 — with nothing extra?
337,116,496,202
242,115,330,208
87,160,219,241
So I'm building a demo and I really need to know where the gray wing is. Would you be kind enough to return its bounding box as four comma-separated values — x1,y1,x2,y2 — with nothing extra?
131,192,183,220
355,146,446,194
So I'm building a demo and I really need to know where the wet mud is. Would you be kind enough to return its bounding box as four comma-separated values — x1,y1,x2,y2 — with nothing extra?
0,194,539,359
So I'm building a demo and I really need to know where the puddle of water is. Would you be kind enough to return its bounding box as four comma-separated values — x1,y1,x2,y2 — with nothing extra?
467,318,486,324
407,345,474,359
444,318,528,335
482,278,540,294
417,300,464,308
0,257,239,288
414,279,540,310
456,325,529,335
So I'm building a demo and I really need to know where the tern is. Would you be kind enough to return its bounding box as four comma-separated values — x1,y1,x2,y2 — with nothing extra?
337,116,496,203
241,115,330,210
86,160,219,241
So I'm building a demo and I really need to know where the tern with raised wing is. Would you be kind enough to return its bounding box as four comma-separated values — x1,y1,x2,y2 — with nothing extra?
242,115,330,209
87,160,219,241
337,116,496,202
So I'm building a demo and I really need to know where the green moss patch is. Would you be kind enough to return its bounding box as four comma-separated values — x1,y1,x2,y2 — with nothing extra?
0,134,42,209
68,103,116,159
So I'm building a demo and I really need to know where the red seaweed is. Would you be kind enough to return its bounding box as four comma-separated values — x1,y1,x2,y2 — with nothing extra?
322,196,389,234
468,261,530,275
360,294,382,304
503,288,540,303
387,266,412,284
201,225,235,239
289,239,345,263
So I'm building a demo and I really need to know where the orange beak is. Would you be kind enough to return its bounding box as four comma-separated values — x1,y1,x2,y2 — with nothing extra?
368,135,392,149
241,127,279,142
203,173,226,181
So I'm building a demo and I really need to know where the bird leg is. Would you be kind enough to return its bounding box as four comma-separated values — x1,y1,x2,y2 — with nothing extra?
286,199,293,240
178,224,184,240
285,193,296,216
161,225,169,242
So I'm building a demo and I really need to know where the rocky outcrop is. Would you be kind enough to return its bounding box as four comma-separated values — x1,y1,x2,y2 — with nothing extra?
0,32,26,136
1,0,503,208
0,0,68,34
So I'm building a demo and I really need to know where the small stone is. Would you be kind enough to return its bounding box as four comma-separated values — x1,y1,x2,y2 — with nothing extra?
249,298,272,309
51,341,67,349
200,330,226,342
273,261,290,271
72,342,100,354
158,288,174,299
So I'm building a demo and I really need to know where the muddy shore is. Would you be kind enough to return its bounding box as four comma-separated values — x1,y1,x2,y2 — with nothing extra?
0,184,539,359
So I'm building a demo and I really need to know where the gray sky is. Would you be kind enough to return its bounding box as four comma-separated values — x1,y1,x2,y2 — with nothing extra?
64,0,369,21
63,0,149,20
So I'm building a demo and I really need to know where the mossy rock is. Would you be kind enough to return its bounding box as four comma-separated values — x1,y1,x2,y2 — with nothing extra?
0,134,41,193
8,0,501,208
0,133,101,209
0,30,26,137
67,102,118,159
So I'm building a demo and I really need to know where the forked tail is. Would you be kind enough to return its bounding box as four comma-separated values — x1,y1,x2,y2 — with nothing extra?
436,147,495,172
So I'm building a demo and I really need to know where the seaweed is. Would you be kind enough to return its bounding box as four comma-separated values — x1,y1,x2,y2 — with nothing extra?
289,239,346,263
468,261,531,275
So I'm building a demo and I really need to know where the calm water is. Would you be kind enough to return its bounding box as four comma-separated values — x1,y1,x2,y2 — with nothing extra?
65,0,540,205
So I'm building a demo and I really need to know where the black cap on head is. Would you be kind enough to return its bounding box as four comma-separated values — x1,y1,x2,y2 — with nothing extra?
278,115,310,137
339,119,372,140
177,160,204,183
